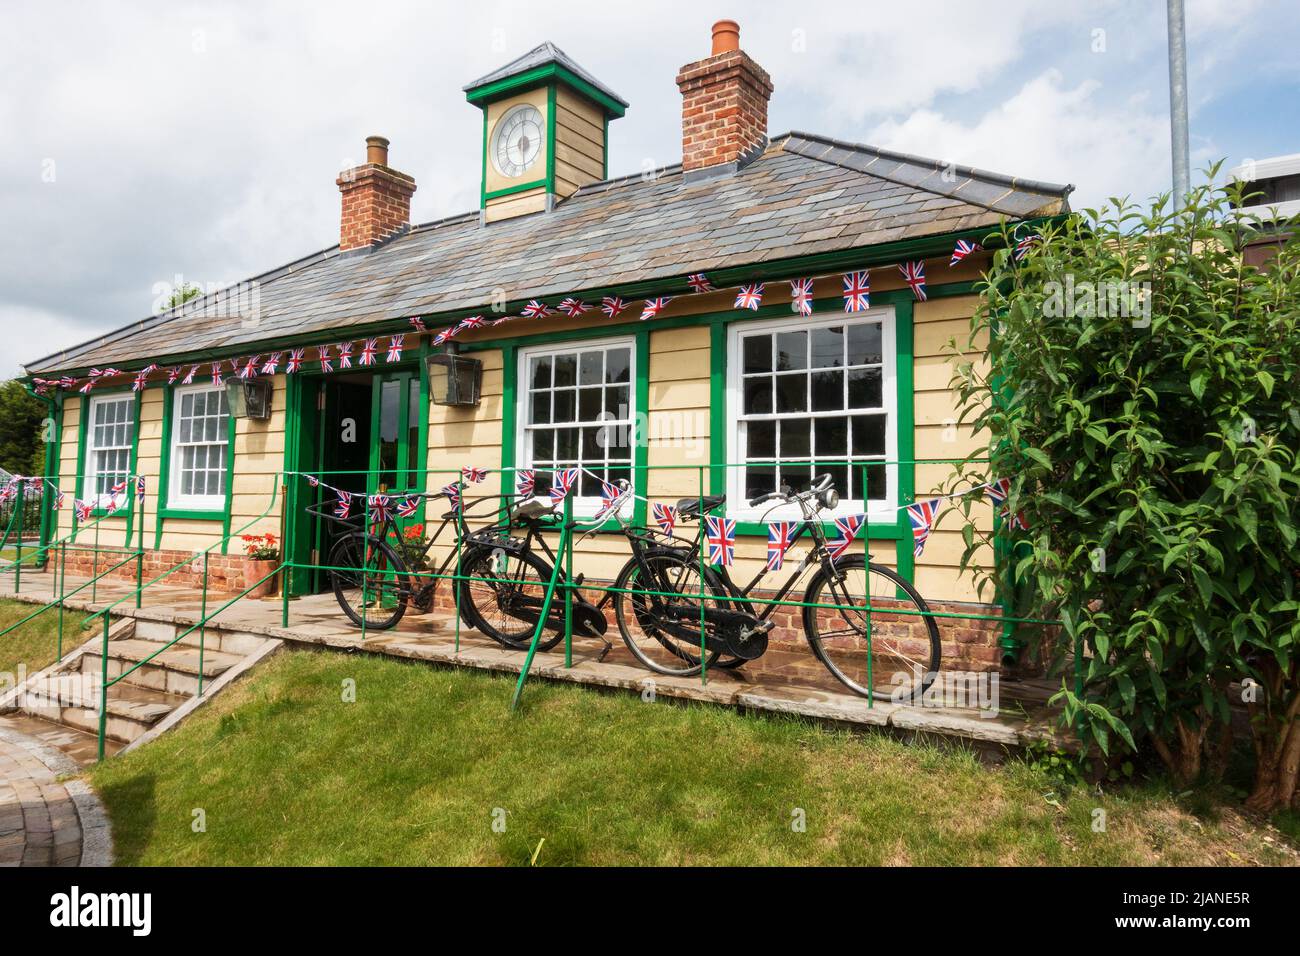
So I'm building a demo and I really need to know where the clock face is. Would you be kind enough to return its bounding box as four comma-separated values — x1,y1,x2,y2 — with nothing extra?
491,104,544,178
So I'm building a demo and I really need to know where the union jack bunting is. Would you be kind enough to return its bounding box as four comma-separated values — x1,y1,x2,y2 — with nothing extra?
183,365,200,384
318,345,334,373
240,357,260,379
432,326,459,347
107,479,125,496
78,379,95,394
899,261,927,301
557,298,590,317
704,515,737,567
490,316,512,327
53,489,65,510
74,500,93,523
595,481,623,518
441,482,461,512
132,369,150,391
828,513,866,560
461,466,488,484
409,317,426,332
790,278,814,316
766,521,797,571
0,486,11,506
396,495,421,519
984,477,1028,530
359,339,378,366
334,491,352,519
950,239,981,266
549,467,580,504
907,499,942,557
306,475,319,487
652,502,677,535
386,334,405,363
686,273,714,293
59,377,76,390
1013,234,1040,261
286,349,305,373
136,475,146,501
338,342,354,369
842,271,871,313
105,494,121,516
458,315,486,331
521,300,551,320
734,283,764,310
262,353,283,374
515,469,535,497
639,297,672,321
210,363,223,386
601,296,629,319
368,494,391,522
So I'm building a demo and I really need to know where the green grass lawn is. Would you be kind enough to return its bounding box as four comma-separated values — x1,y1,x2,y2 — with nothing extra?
88,648,1300,866
0,597,89,677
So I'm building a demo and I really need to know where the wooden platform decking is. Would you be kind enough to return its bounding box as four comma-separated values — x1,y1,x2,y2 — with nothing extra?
0,570,1068,754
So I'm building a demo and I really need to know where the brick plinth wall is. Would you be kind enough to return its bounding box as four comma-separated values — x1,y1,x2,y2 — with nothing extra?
675,49,773,172
337,164,416,252
59,546,262,594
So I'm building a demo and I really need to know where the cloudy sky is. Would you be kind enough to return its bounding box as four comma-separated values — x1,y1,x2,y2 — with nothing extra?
3,0,1296,377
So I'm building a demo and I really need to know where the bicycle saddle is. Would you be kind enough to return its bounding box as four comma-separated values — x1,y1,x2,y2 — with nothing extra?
513,496,555,520
676,493,726,517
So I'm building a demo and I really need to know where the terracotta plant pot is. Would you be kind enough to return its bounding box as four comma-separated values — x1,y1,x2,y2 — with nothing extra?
245,557,278,598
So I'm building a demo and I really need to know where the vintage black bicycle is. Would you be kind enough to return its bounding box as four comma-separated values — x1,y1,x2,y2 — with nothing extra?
607,474,941,700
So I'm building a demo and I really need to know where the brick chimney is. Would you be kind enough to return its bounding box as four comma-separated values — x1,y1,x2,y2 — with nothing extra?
675,20,773,181
336,136,417,254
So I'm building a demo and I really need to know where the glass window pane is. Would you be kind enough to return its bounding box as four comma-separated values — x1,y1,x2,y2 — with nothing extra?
775,331,806,370
743,335,771,374
847,323,882,366
555,428,578,460
775,373,807,413
780,419,811,462
811,326,844,368
605,349,630,383
530,356,552,389
582,427,603,459
531,390,551,424
554,354,577,387
531,430,553,461
814,416,848,461
604,385,628,417
745,465,776,500
553,389,576,422
812,370,844,411
747,420,776,459
852,415,886,456
578,388,601,421
743,377,772,415
579,351,602,385
847,368,883,408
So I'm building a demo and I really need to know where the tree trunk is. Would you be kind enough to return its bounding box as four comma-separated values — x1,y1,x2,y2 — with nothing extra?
1151,715,1207,787
1245,692,1300,815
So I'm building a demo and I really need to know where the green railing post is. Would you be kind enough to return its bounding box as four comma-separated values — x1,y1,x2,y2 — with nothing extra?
510,521,568,711
56,539,66,661
92,518,100,603
135,476,145,610
198,553,208,696
97,614,110,762
13,483,24,594
563,490,573,669
698,465,707,686
453,476,464,653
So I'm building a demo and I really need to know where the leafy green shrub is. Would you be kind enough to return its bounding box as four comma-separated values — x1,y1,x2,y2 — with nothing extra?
951,171,1300,813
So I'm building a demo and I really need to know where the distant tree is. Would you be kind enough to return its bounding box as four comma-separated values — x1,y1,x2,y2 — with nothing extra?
0,380,47,475
164,283,203,311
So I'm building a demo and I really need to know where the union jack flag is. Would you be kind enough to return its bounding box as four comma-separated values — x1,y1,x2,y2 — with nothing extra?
59,377,76,390
766,521,797,571
181,365,199,384
338,342,354,369
601,296,628,319
549,467,579,504
210,363,224,386
1013,234,1040,261
74,499,92,523
359,339,378,366
686,273,714,293
0,486,12,506
516,469,535,497
136,475,146,502
521,300,551,320
704,515,736,567
334,491,352,519
386,334,405,363
286,349,305,373
828,513,866,560
432,326,459,347
53,488,65,510
843,271,871,313
595,481,623,518
557,298,590,317
950,239,981,266
984,477,1028,530
396,495,421,518
262,353,283,374
78,379,95,394
409,317,427,332
639,297,672,321
734,283,764,310
458,315,486,331
132,368,150,392
318,345,334,373
441,482,461,512
907,499,941,557
899,261,927,301
105,494,121,516
240,357,260,379
790,278,814,316
461,466,488,484
306,475,319,487
368,494,391,522
652,502,677,536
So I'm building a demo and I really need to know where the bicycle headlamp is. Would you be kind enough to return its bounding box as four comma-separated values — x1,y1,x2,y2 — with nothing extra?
818,487,840,511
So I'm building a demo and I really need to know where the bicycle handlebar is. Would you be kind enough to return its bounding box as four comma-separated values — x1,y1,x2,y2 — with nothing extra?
748,473,833,508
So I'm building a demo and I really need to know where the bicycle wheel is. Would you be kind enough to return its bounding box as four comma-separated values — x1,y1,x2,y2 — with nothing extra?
329,533,412,631
457,544,564,652
802,556,940,701
613,548,727,676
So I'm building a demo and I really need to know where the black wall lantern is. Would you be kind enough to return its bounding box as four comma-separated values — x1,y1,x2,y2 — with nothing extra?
225,377,274,420
426,347,483,407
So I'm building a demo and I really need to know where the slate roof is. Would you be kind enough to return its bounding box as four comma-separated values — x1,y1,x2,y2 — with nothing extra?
25,132,1072,375
463,42,629,110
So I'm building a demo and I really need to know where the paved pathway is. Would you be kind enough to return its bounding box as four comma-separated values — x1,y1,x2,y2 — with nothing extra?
0,721,112,866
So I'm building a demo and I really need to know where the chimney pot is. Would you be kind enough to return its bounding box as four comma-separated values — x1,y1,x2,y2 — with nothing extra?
366,135,390,166
711,20,740,55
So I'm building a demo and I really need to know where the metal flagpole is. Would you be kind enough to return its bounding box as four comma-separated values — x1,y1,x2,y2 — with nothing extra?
1166,0,1191,207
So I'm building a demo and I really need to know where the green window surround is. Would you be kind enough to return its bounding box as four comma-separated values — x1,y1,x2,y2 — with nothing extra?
155,382,238,550
73,385,141,542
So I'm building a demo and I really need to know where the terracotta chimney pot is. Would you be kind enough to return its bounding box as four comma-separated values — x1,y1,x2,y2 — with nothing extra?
711,20,740,55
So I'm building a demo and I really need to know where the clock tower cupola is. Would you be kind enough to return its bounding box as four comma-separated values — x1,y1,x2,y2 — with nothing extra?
464,42,627,224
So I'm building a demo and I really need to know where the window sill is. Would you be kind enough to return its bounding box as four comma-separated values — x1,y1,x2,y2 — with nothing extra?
732,519,905,540
158,507,226,522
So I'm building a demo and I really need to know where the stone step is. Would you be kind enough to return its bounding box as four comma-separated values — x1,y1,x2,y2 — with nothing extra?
79,638,244,696
18,682,187,744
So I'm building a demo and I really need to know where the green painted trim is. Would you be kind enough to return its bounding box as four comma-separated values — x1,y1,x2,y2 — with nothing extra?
631,328,650,529
545,82,557,196
154,382,237,550
499,343,518,487
73,385,141,538
602,116,609,180
483,178,549,202
465,62,626,119
708,321,727,499
479,109,489,208
890,290,917,584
